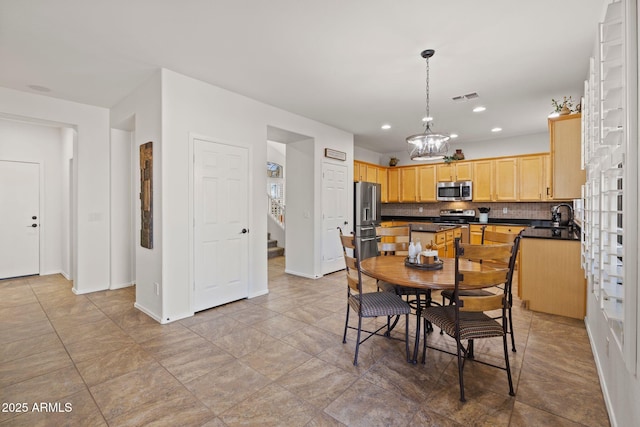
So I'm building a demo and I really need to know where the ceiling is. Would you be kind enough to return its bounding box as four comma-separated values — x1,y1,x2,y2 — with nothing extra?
0,0,605,154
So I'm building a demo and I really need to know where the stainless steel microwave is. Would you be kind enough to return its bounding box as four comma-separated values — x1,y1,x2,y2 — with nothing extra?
436,181,473,201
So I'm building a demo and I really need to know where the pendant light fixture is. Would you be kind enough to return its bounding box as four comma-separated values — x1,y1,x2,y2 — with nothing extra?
406,49,450,160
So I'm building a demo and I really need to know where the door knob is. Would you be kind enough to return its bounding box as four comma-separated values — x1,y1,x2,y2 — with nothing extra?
31,224,38,228
240,228,249,234
32,216,37,220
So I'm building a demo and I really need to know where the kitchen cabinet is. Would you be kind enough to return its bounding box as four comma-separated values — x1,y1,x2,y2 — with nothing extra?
400,167,418,202
518,154,549,201
494,157,518,201
417,164,437,202
437,162,473,182
549,114,585,200
469,224,525,244
519,237,586,319
472,160,494,201
470,224,484,244
354,161,388,202
387,168,400,202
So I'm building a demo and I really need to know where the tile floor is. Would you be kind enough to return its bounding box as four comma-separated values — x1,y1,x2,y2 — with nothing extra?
0,256,610,426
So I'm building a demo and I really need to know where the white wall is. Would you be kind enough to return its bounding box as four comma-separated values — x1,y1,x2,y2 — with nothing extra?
285,139,314,276
377,132,549,167
110,129,134,289
0,87,110,294
156,69,352,321
0,118,65,276
110,71,163,321
59,127,74,279
354,145,384,165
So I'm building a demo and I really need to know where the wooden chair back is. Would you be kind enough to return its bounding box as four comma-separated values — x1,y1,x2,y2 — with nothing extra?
454,240,512,312
339,229,363,293
481,229,521,265
376,225,410,256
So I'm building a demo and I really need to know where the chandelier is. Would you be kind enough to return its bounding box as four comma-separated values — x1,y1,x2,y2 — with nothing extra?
407,49,450,161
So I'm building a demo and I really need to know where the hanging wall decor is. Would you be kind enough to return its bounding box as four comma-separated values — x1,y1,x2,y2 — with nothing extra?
140,141,153,249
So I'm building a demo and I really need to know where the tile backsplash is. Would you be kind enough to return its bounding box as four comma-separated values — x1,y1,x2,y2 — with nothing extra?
381,201,560,221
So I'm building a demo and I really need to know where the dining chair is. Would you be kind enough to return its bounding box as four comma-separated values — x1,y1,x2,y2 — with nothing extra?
338,228,411,366
440,227,522,352
376,224,436,350
422,236,520,402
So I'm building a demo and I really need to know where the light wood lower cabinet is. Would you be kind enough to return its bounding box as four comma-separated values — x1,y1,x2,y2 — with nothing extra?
519,238,586,319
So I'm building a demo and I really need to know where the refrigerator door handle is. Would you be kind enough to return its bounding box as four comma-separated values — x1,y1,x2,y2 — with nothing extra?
360,237,377,242
360,226,375,231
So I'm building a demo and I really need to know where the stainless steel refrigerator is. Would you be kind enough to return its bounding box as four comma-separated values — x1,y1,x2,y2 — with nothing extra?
354,181,381,260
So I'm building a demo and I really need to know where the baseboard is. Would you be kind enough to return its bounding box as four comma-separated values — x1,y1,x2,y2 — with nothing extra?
249,289,269,298
585,319,617,427
284,269,322,279
134,302,163,323
110,281,134,290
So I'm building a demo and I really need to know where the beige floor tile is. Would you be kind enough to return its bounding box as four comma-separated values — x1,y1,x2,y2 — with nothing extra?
228,304,280,325
324,377,419,427
0,366,86,423
185,359,272,415
108,387,214,427
209,326,271,358
0,332,63,363
252,313,307,339
158,341,235,383
0,389,108,427
63,329,135,363
220,383,317,427
277,357,358,408
510,400,585,427
75,343,157,387
89,362,183,420
240,338,313,380
280,324,343,356
138,326,210,359
0,345,73,388
0,318,54,344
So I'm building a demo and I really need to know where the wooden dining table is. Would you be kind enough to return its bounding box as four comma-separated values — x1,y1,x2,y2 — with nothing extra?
359,255,484,362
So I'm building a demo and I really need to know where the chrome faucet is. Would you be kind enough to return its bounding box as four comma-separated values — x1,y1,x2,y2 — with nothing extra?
551,203,574,227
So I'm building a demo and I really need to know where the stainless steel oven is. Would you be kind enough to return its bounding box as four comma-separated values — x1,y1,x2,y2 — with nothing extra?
437,181,473,201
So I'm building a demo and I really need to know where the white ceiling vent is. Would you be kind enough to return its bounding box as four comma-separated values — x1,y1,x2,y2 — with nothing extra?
452,92,479,102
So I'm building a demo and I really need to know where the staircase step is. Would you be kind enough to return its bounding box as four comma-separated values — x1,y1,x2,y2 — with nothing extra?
268,239,278,248
268,246,285,258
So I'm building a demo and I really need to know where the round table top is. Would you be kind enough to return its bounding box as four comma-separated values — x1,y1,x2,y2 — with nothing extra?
359,256,481,291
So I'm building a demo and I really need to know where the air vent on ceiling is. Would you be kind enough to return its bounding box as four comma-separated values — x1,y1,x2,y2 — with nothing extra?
452,92,479,102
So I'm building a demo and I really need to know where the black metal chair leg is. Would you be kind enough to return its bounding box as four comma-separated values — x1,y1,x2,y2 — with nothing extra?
342,303,350,344
503,332,515,396
456,337,466,402
353,315,363,366
508,305,516,352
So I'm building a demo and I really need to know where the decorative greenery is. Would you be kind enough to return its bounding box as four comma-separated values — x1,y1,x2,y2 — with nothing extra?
551,96,576,113
443,155,456,163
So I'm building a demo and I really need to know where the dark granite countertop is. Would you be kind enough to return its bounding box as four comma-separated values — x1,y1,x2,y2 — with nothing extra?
520,227,581,241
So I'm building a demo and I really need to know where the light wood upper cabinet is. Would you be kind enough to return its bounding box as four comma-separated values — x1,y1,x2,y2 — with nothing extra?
472,160,494,201
494,157,518,201
518,155,548,201
400,167,418,202
387,168,400,202
378,167,388,203
549,114,585,200
417,164,437,202
437,162,473,182
366,165,378,183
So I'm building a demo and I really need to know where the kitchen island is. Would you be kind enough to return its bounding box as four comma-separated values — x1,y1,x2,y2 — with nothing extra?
518,226,585,319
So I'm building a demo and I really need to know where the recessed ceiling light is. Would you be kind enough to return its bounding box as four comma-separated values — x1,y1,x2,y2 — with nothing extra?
421,116,433,122
27,84,51,92
450,133,459,138
381,124,391,130
473,106,486,113
491,127,503,132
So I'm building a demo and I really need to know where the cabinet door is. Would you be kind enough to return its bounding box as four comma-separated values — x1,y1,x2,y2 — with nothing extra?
418,165,437,202
519,156,545,201
366,165,378,183
549,115,585,200
473,160,494,201
377,167,388,203
494,158,518,201
469,224,485,244
436,164,454,182
455,162,473,181
387,168,400,202
400,167,417,202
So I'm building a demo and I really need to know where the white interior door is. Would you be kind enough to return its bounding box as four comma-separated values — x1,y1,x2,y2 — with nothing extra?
322,162,348,275
193,139,249,312
0,160,40,279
